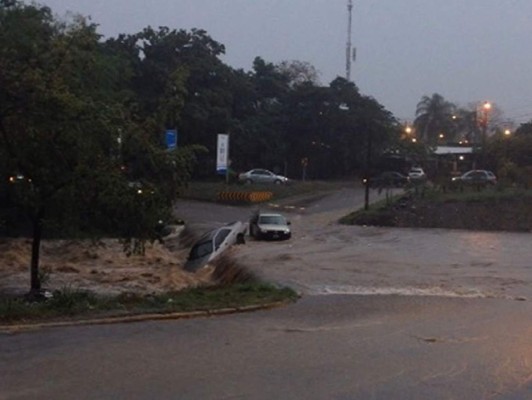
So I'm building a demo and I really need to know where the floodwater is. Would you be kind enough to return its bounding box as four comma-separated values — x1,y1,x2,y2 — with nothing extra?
175,187,531,300
230,187,532,301
236,223,532,300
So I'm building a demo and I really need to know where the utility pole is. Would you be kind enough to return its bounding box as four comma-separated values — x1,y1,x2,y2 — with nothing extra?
346,0,353,81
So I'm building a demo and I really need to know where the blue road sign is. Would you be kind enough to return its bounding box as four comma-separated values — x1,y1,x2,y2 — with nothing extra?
166,129,177,150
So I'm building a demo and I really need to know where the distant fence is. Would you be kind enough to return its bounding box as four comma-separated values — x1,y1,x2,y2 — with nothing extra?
217,191,273,203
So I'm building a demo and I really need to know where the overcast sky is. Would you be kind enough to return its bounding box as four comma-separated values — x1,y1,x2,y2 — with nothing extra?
40,0,532,125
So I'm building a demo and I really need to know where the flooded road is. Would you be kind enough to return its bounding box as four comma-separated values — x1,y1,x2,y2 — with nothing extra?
236,222,532,301
177,186,532,301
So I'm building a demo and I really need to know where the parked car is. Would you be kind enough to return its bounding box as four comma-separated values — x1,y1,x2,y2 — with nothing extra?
249,212,291,240
238,169,289,185
452,169,497,185
184,221,247,272
366,171,410,188
408,167,426,181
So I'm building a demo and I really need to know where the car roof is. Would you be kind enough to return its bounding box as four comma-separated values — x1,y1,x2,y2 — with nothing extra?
258,213,285,217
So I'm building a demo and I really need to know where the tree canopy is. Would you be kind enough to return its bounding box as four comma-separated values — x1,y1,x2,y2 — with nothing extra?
1,0,400,294
0,1,201,294
414,93,456,146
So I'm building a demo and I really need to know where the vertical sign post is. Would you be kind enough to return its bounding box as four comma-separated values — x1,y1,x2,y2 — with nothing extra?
165,129,177,151
216,134,229,183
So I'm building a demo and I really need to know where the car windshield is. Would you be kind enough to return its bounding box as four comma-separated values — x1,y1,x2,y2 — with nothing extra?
259,215,286,225
188,240,213,260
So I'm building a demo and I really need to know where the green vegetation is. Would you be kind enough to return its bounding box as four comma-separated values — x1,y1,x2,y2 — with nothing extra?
339,194,402,226
0,284,298,325
341,186,532,232
418,186,531,203
0,252,299,325
0,1,399,295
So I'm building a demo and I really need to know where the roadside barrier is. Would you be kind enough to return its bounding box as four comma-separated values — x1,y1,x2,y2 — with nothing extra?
217,191,273,203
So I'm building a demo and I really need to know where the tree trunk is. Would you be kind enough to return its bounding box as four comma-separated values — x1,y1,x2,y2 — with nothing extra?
29,208,44,295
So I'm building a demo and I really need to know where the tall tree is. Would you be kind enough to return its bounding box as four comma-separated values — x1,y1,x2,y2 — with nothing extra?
0,2,198,295
450,107,478,144
229,57,291,174
276,60,320,88
514,121,532,137
414,93,456,145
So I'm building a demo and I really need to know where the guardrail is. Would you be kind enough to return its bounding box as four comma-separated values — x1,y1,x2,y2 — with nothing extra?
217,191,273,203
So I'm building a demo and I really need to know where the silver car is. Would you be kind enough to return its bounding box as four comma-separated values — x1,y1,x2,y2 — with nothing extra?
238,169,289,185
452,170,497,185
249,212,291,240
408,167,426,181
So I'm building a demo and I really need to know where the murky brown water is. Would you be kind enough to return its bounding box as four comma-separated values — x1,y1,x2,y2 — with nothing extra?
235,224,532,299
175,187,531,301
232,188,532,301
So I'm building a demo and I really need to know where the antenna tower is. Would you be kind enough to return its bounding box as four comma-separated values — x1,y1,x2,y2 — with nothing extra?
346,0,353,81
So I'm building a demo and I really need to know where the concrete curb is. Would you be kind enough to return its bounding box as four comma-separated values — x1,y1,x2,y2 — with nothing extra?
0,301,291,334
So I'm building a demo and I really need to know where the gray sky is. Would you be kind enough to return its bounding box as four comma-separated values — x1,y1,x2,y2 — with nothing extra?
41,0,532,125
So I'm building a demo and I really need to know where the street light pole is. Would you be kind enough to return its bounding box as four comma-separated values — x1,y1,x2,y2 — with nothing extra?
364,129,372,211
481,101,491,167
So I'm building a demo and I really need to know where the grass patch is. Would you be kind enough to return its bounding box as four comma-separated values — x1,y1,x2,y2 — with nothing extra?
339,192,404,226
422,186,532,203
0,283,299,325
0,250,298,326
340,186,532,231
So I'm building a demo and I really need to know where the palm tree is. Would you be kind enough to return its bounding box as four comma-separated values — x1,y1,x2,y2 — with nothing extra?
452,107,478,144
414,93,456,145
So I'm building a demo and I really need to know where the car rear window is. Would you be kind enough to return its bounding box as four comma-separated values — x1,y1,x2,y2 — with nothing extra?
189,240,213,260
214,228,231,249
259,215,285,225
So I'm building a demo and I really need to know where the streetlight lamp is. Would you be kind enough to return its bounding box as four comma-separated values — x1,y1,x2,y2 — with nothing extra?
403,124,413,141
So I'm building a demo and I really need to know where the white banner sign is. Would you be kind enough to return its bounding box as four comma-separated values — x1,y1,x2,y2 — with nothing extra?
216,133,229,174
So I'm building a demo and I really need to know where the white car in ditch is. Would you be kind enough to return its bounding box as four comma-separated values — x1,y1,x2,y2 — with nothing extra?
184,221,247,272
